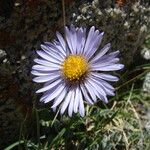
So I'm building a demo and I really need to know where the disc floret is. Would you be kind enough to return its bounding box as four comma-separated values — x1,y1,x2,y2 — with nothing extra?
62,55,88,81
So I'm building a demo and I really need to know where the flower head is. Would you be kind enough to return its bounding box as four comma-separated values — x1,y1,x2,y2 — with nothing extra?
31,25,124,117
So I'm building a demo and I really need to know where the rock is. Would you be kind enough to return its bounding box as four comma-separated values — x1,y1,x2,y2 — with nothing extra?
70,0,150,67
142,72,150,96
141,48,150,60
0,49,6,61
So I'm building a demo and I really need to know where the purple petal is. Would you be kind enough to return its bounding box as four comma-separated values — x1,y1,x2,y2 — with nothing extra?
56,31,67,52
43,83,65,103
70,25,77,54
34,58,60,68
91,58,120,68
84,80,97,102
65,26,76,54
94,50,120,63
91,50,123,70
74,87,80,113
80,84,94,105
36,78,62,93
92,64,124,71
85,32,104,59
91,43,110,63
36,50,61,64
40,85,58,102
91,72,119,82
33,74,60,83
91,75,114,90
76,27,86,54
51,87,67,108
83,26,95,55
45,42,66,57
60,90,73,115
87,78,108,103
31,70,52,76
41,44,63,61
32,65,59,71
68,89,75,117
78,89,85,117
90,75,115,96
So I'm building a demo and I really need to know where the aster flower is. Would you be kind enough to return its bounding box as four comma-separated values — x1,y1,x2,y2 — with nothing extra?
31,25,124,117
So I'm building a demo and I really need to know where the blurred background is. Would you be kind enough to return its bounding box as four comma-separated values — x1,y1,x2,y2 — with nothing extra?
0,0,150,149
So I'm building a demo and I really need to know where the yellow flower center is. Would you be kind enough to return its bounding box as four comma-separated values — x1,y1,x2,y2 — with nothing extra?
62,55,88,81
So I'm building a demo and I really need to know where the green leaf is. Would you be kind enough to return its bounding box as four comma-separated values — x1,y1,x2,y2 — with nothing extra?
49,128,66,148
4,141,24,150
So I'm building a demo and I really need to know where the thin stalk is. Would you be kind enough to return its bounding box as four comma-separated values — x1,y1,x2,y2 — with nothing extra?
62,0,66,27
36,109,41,150
18,109,29,150
116,69,150,90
